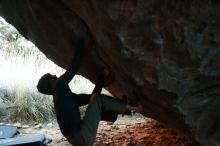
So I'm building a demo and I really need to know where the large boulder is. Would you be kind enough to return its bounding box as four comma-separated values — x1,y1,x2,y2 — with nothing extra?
0,1,220,146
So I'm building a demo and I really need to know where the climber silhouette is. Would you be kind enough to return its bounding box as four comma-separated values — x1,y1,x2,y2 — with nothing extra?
37,38,141,146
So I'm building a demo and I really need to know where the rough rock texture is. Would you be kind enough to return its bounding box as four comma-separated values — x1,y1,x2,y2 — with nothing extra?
0,1,220,146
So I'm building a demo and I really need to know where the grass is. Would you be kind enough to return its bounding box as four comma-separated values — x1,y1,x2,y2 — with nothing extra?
0,17,97,123
12,86,54,123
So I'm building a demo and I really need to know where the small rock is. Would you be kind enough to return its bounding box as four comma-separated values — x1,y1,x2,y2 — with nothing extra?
47,122,53,128
22,125,29,128
106,122,113,125
14,123,22,128
34,124,43,129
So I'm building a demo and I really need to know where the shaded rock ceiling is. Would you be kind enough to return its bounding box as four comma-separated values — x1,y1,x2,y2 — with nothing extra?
0,1,220,146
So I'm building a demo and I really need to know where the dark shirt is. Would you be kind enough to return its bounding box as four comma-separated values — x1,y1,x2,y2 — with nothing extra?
53,75,90,138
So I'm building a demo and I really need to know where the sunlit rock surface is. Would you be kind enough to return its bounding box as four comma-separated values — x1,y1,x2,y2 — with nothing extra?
0,1,220,146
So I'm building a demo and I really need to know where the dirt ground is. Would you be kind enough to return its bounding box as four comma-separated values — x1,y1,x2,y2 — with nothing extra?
18,115,201,146
95,120,200,146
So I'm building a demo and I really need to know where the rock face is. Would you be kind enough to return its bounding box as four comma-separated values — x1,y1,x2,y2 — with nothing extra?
0,1,220,146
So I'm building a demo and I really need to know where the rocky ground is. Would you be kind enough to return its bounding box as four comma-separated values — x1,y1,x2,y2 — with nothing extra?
12,115,200,146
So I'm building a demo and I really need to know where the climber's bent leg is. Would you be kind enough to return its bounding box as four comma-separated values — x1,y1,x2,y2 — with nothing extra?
80,94,127,146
